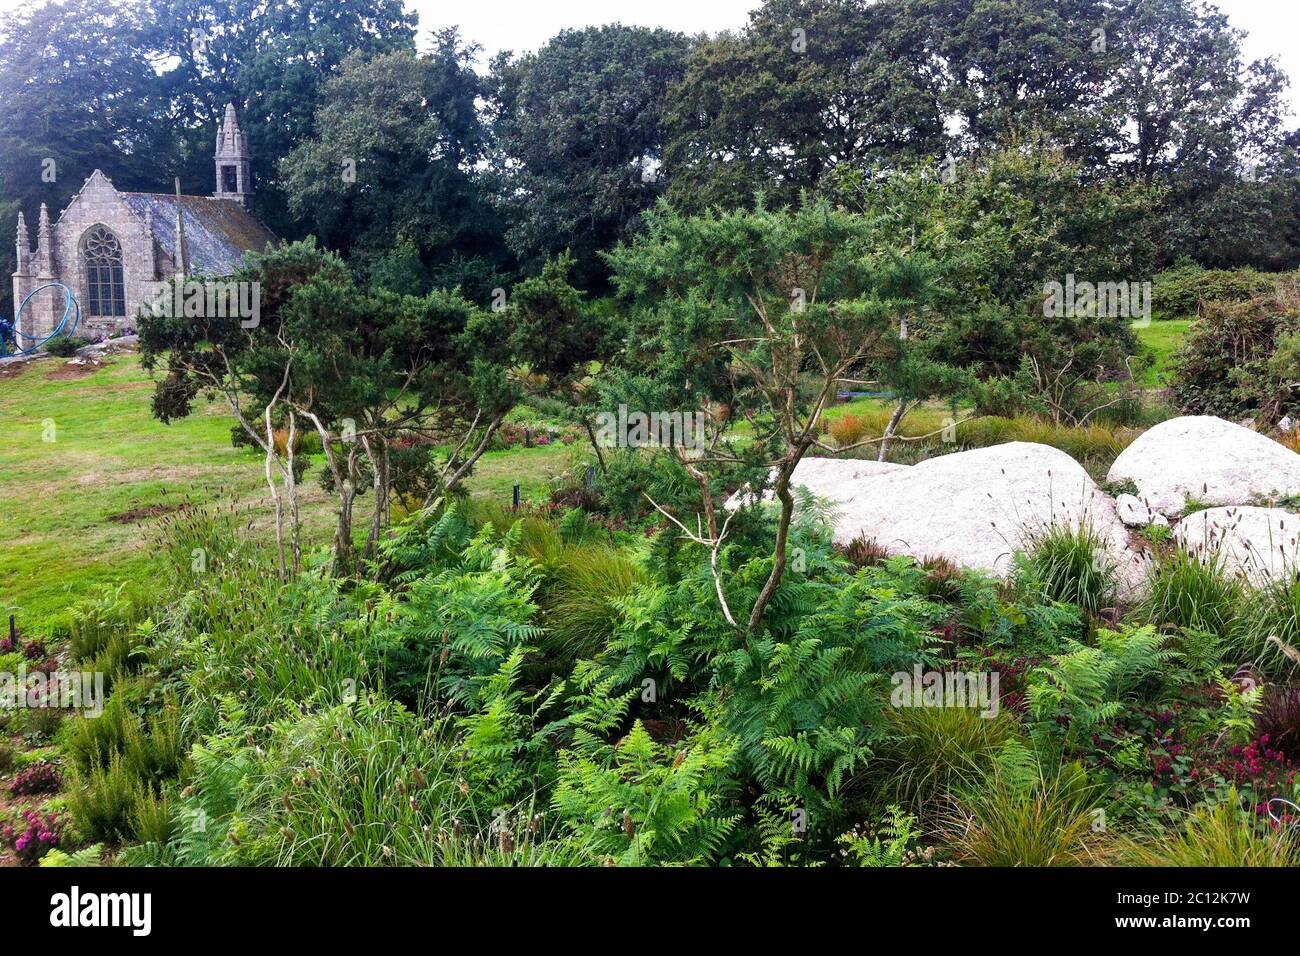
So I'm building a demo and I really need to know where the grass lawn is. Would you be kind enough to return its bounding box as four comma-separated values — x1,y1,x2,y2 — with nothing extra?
1135,319,1193,388
0,335,1181,635
0,352,575,633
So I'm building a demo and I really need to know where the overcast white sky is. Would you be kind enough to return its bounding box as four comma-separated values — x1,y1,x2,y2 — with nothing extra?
0,0,1296,120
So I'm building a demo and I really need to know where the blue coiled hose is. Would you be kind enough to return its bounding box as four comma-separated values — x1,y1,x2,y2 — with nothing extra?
0,282,81,357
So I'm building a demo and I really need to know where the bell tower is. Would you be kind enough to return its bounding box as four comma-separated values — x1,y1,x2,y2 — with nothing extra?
214,102,251,206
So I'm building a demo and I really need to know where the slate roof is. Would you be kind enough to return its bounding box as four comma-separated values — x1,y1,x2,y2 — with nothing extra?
120,193,277,277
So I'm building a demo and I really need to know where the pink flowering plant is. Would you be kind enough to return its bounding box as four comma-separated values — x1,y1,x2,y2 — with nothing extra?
10,760,61,796
2,809,63,865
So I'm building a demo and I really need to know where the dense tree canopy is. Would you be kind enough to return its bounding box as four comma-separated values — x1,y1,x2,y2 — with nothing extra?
280,34,506,296
490,25,693,287
1,0,1297,297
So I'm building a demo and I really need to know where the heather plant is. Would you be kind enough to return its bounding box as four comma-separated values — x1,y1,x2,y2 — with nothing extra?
10,760,61,796
63,691,138,776
68,584,148,665
67,754,146,843
2,809,64,865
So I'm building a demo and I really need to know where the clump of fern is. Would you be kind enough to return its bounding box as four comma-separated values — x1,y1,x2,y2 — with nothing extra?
836,806,923,866
553,720,741,866
1026,625,1175,748
39,844,104,867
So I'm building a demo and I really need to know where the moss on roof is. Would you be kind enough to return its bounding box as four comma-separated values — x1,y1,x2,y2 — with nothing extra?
121,193,277,277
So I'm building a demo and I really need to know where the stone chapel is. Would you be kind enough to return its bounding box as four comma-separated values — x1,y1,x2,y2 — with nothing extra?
11,103,277,342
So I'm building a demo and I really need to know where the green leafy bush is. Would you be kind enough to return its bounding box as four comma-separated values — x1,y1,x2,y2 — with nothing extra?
43,335,90,357
1152,265,1278,321
1168,278,1300,418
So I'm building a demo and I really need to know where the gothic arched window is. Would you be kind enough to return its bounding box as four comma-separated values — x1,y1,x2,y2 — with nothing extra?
83,226,126,317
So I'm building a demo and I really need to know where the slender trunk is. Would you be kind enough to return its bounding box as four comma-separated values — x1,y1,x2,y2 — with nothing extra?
583,416,607,471
285,411,302,575
680,452,719,540
878,398,911,462
747,458,798,634
384,443,392,528
336,445,359,576
301,409,355,577
441,411,508,496
361,434,387,563
263,404,286,581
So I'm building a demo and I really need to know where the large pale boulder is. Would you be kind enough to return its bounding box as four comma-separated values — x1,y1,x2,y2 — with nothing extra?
723,457,909,510
1107,416,1300,516
1174,506,1300,583
832,442,1149,595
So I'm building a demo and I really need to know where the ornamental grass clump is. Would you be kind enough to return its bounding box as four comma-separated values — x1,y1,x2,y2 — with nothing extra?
1017,522,1117,618
1140,545,1246,642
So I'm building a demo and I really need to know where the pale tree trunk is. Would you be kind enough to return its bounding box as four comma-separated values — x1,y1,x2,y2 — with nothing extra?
361,433,390,562
285,411,302,575
301,410,358,577
877,398,911,462
263,404,287,580
878,313,911,461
